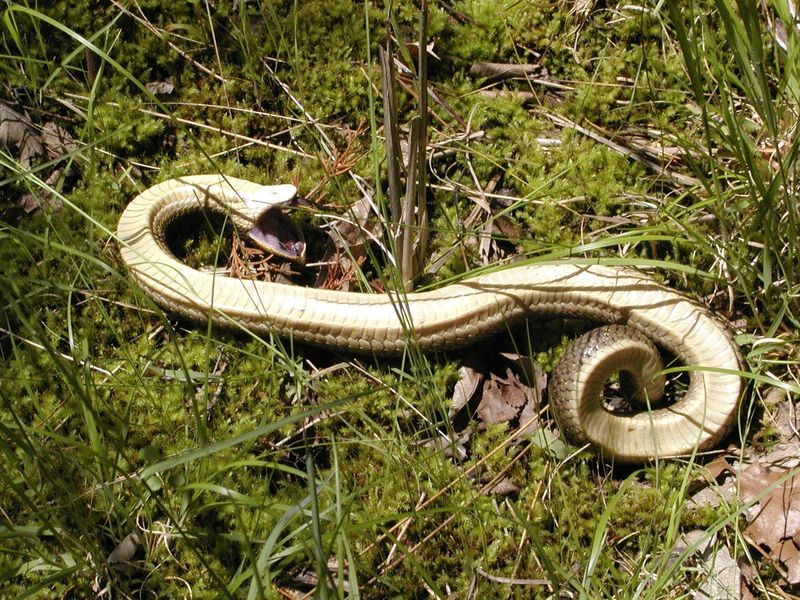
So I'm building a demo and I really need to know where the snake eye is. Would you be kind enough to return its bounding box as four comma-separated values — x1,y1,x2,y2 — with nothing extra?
248,208,306,264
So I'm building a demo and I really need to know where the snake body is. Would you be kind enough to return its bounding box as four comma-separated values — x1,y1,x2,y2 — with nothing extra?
117,175,742,463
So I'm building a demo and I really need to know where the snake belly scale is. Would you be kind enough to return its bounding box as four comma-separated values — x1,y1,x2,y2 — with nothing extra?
117,175,743,463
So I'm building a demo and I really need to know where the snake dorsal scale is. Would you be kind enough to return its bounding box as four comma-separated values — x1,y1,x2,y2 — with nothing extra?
117,175,743,462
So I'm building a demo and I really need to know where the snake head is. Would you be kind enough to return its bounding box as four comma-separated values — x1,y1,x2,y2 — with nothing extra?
239,184,307,265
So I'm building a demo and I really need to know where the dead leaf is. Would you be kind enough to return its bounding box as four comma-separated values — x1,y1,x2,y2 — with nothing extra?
0,104,76,213
107,532,140,565
449,365,484,416
518,395,541,437
41,122,78,159
737,453,800,585
527,427,568,459
499,352,546,436
0,101,44,169
741,465,800,543
16,122,76,213
694,542,741,599
19,166,66,213
687,456,736,507
777,539,800,584
763,386,799,442
332,193,383,253
145,79,175,95
481,476,519,496
757,442,800,470
477,368,532,425
689,474,738,510
420,430,470,460
315,193,383,291
674,529,714,561
493,215,518,240
665,531,741,598
703,456,732,482
690,442,800,588
478,216,519,264
18,193,41,214
498,352,547,395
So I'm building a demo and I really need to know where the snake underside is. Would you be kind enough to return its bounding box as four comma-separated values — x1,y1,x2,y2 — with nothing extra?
117,175,743,463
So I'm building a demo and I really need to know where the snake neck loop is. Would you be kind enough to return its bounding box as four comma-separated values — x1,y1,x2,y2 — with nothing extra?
149,175,306,264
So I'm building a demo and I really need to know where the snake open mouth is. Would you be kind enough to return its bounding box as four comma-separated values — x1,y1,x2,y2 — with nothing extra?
248,208,306,264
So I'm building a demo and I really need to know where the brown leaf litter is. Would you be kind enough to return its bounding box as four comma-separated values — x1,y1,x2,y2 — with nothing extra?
1,101,77,213
692,440,800,588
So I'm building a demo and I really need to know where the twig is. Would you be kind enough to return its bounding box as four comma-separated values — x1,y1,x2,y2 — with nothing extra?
414,0,430,289
543,112,701,188
0,326,113,377
272,411,347,449
476,567,550,586
379,44,402,232
470,62,542,79
385,493,426,566
401,118,420,290
480,90,536,104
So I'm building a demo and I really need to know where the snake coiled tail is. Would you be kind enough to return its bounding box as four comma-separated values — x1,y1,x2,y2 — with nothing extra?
117,175,743,463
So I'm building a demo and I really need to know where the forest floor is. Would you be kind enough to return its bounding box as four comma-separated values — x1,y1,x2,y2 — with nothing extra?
1,1,799,598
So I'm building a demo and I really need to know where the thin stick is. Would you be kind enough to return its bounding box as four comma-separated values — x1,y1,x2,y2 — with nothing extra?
0,326,113,377
401,118,420,290
543,112,701,188
469,62,542,79
414,0,430,288
379,44,402,233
